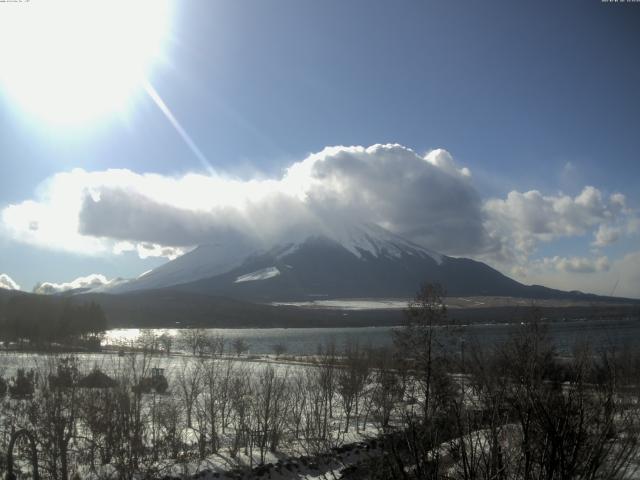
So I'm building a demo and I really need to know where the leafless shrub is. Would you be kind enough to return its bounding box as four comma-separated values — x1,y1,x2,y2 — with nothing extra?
231,337,250,357
337,340,371,433
272,342,287,358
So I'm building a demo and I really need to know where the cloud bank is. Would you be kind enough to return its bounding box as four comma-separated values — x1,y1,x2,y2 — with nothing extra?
484,187,627,262
0,273,20,291
523,251,640,299
1,143,637,296
1,145,490,257
33,273,117,295
539,256,611,274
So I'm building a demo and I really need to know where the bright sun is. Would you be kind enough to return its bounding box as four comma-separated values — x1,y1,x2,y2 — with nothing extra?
0,0,171,125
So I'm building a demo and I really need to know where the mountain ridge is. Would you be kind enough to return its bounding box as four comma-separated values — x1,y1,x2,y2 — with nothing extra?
93,223,636,304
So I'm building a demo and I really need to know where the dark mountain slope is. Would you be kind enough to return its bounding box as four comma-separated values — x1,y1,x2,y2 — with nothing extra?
174,236,624,302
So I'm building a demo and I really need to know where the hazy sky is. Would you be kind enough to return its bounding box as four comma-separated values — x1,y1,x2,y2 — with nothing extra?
0,0,639,297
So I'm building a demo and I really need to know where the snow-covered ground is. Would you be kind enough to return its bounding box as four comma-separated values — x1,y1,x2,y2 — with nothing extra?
273,298,410,310
0,349,394,480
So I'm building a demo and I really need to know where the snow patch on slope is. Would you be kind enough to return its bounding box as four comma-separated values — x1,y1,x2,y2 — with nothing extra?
235,267,281,283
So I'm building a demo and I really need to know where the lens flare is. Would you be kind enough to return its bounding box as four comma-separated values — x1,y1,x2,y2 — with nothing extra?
0,0,171,125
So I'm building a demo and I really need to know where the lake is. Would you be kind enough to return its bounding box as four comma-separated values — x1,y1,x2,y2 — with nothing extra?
105,317,640,355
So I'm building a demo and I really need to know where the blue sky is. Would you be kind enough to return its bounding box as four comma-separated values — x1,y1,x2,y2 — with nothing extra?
0,0,639,297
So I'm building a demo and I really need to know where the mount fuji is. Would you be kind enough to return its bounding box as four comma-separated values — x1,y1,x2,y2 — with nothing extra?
100,223,608,303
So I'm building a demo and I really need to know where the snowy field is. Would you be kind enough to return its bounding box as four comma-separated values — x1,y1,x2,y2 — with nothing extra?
271,295,635,311
272,298,411,310
0,349,397,480
3,332,640,479
0,350,310,380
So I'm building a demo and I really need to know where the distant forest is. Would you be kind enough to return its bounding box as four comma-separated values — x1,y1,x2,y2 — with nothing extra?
0,294,106,347
0,286,638,333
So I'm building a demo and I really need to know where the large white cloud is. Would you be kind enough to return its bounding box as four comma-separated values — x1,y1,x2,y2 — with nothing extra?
0,273,20,291
519,251,640,299
1,144,491,257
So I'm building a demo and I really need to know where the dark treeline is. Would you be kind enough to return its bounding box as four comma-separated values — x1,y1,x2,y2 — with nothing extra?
0,294,107,347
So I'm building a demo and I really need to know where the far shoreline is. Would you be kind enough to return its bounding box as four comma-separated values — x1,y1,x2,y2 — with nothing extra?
104,301,639,330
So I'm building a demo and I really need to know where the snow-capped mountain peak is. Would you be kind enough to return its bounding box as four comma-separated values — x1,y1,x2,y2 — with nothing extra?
269,223,443,264
96,223,446,295
324,222,443,264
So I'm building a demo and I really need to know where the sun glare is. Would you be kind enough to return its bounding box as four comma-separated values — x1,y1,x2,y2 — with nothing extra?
0,0,171,125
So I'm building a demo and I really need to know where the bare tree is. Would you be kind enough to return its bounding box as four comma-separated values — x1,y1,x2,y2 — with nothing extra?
382,283,457,479
34,356,81,480
272,342,287,358
198,357,236,453
232,337,250,357
153,394,184,459
176,359,203,429
371,351,403,433
78,370,121,470
316,339,338,424
337,340,370,433
205,333,226,357
179,329,207,356
394,283,451,421
288,372,308,439
244,365,292,463
301,367,345,457
110,349,156,479
229,367,253,460
158,333,173,356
